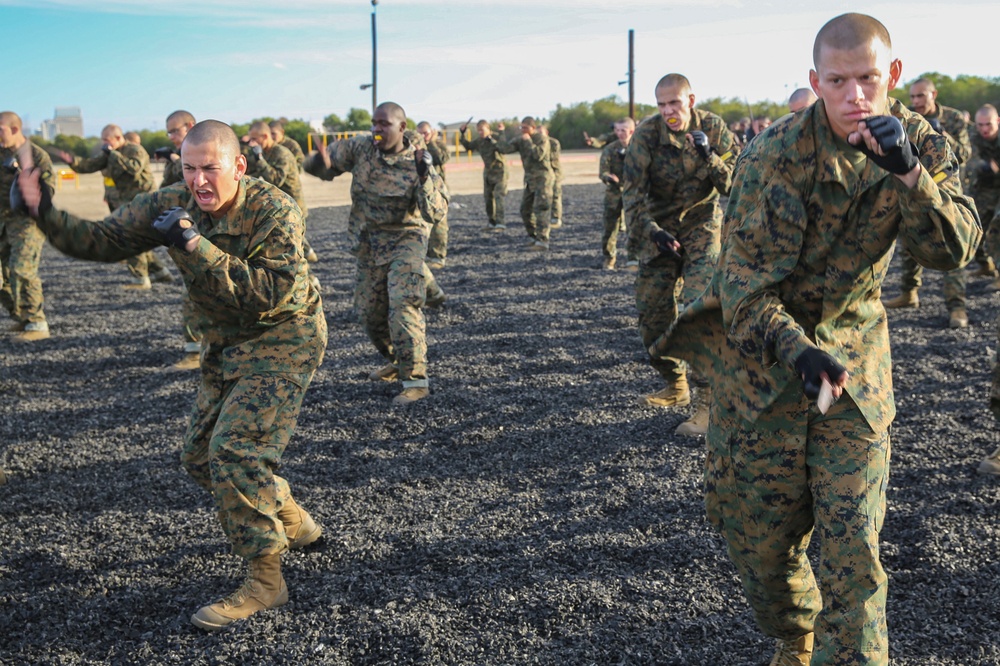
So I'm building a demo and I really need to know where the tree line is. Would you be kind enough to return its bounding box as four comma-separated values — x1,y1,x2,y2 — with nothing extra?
30,72,1000,158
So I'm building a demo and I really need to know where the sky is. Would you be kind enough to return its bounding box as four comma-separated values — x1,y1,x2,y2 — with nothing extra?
4,0,1000,136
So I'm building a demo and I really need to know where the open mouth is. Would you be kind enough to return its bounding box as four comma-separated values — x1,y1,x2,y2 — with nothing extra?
195,189,214,206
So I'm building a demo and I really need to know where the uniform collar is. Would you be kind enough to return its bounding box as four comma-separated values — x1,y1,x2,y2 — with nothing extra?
812,99,888,192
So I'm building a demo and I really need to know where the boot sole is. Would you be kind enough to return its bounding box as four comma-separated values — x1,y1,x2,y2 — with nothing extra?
190,588,289,631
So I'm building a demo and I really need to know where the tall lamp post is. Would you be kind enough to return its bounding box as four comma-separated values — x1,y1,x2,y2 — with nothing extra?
370,0,378,115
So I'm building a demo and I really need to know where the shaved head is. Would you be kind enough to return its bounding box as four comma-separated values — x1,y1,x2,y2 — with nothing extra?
911,77,936,93
167,110,195,127
184,120,241,160
615,117,636,130
101,124,123,139
655,73,692,95
377,102,406,124
0,111,23,130
813,13,891,69
788,88,818,112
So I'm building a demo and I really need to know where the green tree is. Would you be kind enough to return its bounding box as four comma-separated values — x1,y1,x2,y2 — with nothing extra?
322,113,343,131
889,72,1000,113
344,108,372,131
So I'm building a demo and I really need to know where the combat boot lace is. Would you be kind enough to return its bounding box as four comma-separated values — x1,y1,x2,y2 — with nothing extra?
675,387,711,436
369,364,399,382
882,289,918,309
978,446,1000,476
191,554,288,631
769,632,813,666
278,496,322,550
641,376,691,408
393,387,429,405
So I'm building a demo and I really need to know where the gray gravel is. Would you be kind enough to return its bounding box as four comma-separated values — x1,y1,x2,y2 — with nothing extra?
1,183,999,665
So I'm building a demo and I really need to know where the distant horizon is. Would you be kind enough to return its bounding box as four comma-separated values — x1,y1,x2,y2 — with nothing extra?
6,0,1000,136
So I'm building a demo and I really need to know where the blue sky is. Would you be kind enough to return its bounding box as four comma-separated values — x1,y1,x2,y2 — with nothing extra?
5,0,1000,136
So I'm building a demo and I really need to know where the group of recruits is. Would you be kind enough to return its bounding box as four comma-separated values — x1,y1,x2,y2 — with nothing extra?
1,11,998,665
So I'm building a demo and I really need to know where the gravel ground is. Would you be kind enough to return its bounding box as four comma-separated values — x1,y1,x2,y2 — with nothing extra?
1,183,999,665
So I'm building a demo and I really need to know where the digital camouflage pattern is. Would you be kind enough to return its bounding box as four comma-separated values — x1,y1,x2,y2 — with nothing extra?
246,143,306,217
0,142,55,326
969,130,1000,268
459,132,508,227
34,176,327,559
305,133,448,388
160,150,184,189
549,136,563,223
893,102,975,301
598,138,636,262
656,98,980,664
496,132,553,243
623,109,737,385
279,137,305,169
426,136,450,262
69,142,155,203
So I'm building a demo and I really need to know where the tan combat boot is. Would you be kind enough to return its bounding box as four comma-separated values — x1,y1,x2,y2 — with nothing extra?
641,375,691,408
278,496,322,550
369,363,399,382
972,257,997,277
675,388,711,436
770,632,814,666
948,307,969,329
602,256,616,270
14,321,49,343
171,353,201,371
122,276,152,290
0,466,7,486
882,289,918,309
978,446,1000,476
393,387,429,405
191,554,288,631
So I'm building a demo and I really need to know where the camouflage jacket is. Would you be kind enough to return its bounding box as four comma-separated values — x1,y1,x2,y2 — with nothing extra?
623,109,738,243
70,143,155,203
160,150,184,189
304,133,449,265
427,137,450,184
459,134,507,178
35,177,326,379
495,132,552,187
969,131,1000,194
280,137,305,168
1,142,55,219
598,139,628,193
666,98,980,433
246,143,306,216
918,103,971,165
548,137,562,181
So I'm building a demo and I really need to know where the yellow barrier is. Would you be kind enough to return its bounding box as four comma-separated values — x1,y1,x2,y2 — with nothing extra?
56,168,79,190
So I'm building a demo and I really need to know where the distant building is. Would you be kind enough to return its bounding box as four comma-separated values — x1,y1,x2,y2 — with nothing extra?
40,107,84,140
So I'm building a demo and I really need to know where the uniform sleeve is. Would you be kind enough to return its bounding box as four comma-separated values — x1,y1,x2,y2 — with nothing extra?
720,150,815,370
494,135,518,155
599,145,612,181
304,138,355,180
253,148,293,189
704,122,739,196
459,136,475,151
69,153,109,174
110,145,148,177
286,140,306,167
623,129,659,242
35,190,169,262
33,147,57,200
175,204,305,317
529,134,549,162
945,115,972,165
435,140,450,166
416,171,449,225
896,129,981,271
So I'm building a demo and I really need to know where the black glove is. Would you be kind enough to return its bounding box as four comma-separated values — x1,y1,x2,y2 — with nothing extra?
793,348,847,400
152,206,200,250
650,229,682,260
1,157,19,174
102,145,112,156
928,118,942,133
855,115,920,175
154,147,174,160
415,149,433,180
251,145,263,160
9,169,52,217
689,130,712,160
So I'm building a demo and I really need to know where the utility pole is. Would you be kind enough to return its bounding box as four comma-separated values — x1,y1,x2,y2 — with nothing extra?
628,29,635,120
371,0,378,115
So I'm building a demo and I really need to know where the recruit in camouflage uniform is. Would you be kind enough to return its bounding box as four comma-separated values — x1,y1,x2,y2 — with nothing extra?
623,73,738,433
17,120,327,630
653,79,981,663
459,120,509,229
305,104,448,404
417,124,450,268
598,118,638,270
60,127,172,288
1,112,56,342
883,79,973,328
496,117,554,250
543,128,563,228
968,104,1000,282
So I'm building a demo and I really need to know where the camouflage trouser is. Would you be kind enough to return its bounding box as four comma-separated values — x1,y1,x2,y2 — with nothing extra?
355,254,429,388
520,176,554,243
426,213,448,263
896,245,966,309
971,187,1000,268
125,250,167,280
551,177,563,222
706,388,889,665
635,216,720,385
484,170,508,226
0,215,47,325
181,366,314,560
601,190,637,262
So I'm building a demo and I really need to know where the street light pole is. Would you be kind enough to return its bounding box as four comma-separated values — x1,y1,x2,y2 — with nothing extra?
371,0,378,115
